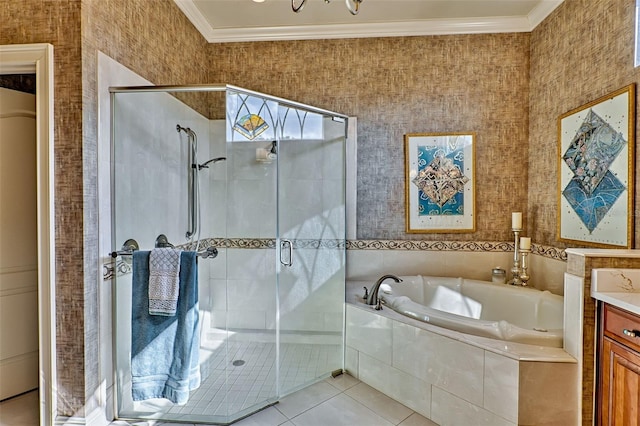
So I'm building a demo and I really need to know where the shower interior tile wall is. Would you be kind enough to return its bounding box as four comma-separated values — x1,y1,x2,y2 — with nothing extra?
97,52,215,414
207,117,346,333
112,96,210,249
112,93,213,412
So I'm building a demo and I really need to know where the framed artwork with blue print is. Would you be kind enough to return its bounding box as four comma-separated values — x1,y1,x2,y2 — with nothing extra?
558,84,635,248
404,132,475,233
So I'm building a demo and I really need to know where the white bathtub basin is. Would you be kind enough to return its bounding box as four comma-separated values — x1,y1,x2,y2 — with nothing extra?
377,275,563,347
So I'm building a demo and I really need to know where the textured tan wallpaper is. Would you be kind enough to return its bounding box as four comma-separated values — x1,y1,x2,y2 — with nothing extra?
210,34,532,242
530,0,639,249
530,1,639,423
1,0,86,415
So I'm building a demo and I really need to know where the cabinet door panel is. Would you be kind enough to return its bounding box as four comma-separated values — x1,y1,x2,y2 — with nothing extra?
602,337,640,426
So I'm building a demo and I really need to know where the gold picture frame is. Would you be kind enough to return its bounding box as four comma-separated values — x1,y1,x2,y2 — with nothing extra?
557,84,635,248
404,132,476,233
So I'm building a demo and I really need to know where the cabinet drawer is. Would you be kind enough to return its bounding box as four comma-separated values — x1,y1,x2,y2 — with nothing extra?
603,304,640,352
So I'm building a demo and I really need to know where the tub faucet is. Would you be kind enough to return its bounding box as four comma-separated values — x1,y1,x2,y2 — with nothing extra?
366,274,403,307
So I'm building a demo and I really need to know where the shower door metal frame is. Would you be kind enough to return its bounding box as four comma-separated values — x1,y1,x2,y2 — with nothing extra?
109,84,348,120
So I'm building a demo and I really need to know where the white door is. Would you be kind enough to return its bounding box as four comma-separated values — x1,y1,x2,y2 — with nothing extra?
0,86,39,400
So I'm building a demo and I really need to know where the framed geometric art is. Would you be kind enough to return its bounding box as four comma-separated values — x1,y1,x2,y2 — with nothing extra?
405,132,475,233
557,84,635,248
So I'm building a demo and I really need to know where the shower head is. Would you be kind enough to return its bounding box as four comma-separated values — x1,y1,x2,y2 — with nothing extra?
198,157,226,170
256,141,277,163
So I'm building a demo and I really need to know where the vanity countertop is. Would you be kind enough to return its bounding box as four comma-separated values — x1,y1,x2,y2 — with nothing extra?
591,268,640,316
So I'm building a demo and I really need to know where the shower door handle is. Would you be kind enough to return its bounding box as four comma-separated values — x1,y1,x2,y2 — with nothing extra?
280,239,293,267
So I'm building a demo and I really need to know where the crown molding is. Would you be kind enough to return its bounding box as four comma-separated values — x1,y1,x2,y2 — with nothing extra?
207,17,533,43
527,0,564,29
174,0,565,44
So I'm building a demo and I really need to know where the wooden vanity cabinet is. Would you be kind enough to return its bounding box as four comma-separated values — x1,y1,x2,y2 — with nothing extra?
598,303,640,425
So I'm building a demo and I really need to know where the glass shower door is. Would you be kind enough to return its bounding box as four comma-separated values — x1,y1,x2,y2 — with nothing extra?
276,106,346,396
112,87,281,425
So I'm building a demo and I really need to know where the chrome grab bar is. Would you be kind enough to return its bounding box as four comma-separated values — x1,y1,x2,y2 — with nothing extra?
177,124,199,241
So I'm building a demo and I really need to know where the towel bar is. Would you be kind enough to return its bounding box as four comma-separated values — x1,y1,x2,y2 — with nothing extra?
110,238,140,258
109,236,218,259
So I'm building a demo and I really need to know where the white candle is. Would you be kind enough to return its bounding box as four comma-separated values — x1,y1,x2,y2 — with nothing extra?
512,212,522,229
520,237,531,250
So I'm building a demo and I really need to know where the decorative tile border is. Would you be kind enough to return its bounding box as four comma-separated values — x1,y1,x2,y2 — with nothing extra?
103,238,566,281
347,239,567,261
347,239,511,251
182,238,277,250
102,258,131,281
533,244,568,261
182,238,346,250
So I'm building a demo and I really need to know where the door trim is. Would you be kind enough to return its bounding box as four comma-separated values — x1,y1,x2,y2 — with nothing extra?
0,43,55,426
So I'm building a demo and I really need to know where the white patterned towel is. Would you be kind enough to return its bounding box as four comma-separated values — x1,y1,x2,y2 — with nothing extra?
148,248,182,316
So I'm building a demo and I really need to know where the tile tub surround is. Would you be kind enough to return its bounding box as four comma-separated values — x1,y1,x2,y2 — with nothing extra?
346,240,568,295
345,283,578,425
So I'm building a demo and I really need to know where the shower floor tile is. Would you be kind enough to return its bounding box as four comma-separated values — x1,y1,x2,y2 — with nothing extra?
159,338,341,419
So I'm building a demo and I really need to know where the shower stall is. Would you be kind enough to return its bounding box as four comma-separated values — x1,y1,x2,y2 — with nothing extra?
109,85,347,424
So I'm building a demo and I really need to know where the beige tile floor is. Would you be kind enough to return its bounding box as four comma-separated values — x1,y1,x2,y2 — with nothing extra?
0,390,39,426
0,375,439,426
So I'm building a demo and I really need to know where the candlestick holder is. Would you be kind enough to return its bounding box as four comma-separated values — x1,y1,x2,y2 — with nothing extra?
509,228,523,286
519,248,531,287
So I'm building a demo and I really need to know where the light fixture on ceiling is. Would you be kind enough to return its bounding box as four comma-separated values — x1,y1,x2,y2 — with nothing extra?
292,0,363,15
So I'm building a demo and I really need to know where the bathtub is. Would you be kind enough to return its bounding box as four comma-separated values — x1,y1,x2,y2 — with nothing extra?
376,275,563,347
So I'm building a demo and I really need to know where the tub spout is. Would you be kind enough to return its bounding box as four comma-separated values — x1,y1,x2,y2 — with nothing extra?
366,274,403,306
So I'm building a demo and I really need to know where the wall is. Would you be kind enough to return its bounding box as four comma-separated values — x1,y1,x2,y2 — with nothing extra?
81,0,209,420
206,111,347,332
2,0,209,419
4,0,635,421
529,0,640,248
528,3,640,418
0,0,86,415
209,34,531,242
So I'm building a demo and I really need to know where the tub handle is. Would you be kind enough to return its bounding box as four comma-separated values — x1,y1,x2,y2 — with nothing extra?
623,329,640,338
363,287,369,300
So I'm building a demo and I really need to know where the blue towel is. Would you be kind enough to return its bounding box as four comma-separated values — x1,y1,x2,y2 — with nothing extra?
131,250,200,405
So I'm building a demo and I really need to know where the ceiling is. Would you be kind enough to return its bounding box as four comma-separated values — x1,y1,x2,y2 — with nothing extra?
173,0,564,43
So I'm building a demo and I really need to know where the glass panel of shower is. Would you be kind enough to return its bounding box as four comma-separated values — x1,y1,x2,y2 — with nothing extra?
275,104,346,398
110,85,347,425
